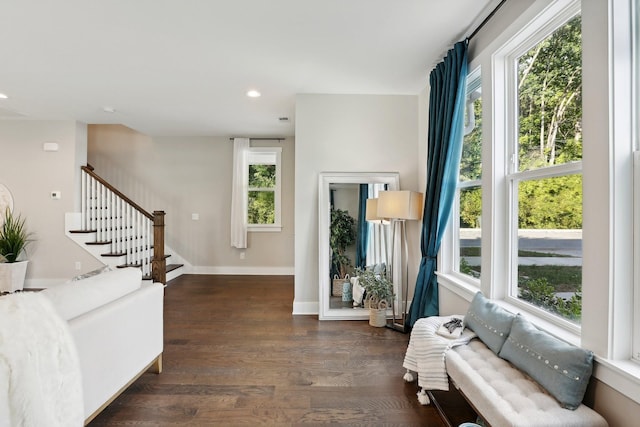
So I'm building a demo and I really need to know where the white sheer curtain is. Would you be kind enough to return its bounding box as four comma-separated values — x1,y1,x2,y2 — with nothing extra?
230,138,249,248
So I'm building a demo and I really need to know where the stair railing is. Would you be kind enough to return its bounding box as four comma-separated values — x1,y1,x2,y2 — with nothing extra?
80,165,166,284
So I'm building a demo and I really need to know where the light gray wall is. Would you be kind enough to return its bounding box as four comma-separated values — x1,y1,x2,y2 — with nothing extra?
293,94,421,314
0,120,102,286
87,125,294,274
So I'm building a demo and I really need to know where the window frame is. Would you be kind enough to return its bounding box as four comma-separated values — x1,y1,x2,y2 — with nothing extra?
246,147,282,232
451,66,483,285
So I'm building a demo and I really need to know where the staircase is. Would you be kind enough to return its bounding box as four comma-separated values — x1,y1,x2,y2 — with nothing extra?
66,165,183,283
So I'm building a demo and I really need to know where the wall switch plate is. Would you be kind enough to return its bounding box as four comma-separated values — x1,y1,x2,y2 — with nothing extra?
75,261,81,270
191,213,199,220
240,252,245,260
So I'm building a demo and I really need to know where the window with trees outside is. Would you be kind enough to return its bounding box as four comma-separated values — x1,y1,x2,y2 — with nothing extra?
508,12,582,324
247,147,282,231
456,68,482,281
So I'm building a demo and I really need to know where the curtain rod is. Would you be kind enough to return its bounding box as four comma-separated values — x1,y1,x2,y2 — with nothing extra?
229,137,285,141
467,0,507,42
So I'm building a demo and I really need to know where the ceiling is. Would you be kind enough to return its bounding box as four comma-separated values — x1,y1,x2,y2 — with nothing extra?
0,0,494,138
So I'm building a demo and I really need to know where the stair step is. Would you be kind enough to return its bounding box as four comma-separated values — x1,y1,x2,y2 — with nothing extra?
86,240,112,246
117,263,142,269
101,252,127,257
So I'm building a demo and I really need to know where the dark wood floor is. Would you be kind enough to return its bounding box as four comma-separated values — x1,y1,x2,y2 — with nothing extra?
89,274,475,426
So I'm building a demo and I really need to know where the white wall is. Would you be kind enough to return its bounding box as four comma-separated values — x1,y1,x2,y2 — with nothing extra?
0,120,102,286
88,125,295,274
293,94,421,314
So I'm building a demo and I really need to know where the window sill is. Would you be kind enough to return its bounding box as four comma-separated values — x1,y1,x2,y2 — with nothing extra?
248,225,282,233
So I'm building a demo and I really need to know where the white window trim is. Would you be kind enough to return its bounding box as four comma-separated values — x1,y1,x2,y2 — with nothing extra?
246,147,282,232
443,66,483,288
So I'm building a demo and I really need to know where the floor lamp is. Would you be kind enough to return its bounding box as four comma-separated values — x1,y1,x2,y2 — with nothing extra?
365,198,389,270
377,190,423,333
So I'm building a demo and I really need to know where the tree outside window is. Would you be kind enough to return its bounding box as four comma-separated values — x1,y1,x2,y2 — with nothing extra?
247,148,282,231
511,14,583,323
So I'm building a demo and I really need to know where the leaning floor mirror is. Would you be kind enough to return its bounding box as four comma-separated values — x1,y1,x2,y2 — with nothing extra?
318,172,400,320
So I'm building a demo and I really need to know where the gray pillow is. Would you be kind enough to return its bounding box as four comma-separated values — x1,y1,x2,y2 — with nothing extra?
464,292,515,354
498,314,593,410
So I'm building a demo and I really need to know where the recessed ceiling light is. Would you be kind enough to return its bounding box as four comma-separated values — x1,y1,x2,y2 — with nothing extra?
0,93,8,99
246,90,261,98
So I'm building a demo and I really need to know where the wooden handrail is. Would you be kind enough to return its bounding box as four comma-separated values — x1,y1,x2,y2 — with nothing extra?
81,164,167,283
81,165,153,221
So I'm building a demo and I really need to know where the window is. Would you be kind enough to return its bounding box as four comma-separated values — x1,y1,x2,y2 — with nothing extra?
455,68,482,281
506,12,582,324
247,147,282,231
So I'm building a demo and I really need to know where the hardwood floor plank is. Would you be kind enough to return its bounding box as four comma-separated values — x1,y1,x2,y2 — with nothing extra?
88,274,465,426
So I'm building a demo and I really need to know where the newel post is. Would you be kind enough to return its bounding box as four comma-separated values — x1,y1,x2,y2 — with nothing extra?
152,210,166,284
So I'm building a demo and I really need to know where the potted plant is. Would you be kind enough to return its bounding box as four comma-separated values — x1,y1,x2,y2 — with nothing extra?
330,208,356,296
330,207,356,278
355,267,394,327
0,208,33,293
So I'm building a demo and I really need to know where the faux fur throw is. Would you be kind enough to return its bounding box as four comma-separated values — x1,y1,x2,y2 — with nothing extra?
0,292,83,427
403,315,476,392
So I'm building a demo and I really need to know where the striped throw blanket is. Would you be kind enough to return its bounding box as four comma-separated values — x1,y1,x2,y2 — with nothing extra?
403,315,476,391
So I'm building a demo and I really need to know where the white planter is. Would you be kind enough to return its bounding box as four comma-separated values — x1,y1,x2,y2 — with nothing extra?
0,260,29,293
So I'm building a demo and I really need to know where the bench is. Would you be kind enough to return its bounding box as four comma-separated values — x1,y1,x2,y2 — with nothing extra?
403,292,608,427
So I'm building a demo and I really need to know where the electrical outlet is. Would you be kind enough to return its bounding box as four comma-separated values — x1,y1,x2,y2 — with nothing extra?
240,252,245,260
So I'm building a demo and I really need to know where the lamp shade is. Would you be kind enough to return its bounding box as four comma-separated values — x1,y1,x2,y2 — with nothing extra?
365,198,381,221
377,190,423,220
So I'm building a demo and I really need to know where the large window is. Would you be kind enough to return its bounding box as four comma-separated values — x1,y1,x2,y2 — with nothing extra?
456,68,482,281
507,12,582,324
247,147,282,231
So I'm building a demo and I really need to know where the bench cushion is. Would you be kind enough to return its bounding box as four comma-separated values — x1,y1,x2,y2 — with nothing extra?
446,339,607,427
464,292,515,354
499,314,593,410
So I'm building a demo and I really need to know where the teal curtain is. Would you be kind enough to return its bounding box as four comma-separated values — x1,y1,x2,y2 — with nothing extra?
355,184,369,268
407,41,468,327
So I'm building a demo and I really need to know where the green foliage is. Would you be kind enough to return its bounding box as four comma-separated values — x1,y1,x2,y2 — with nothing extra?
249,164,276,188
330,208,356,277
459,15,583,230
247,164,276,225
354,266,394,307
459,187,482,228
518,15,582,170
519,277,582,321
0,208,32,263
248,191,275,224
459,257,480,279
518,174,582,229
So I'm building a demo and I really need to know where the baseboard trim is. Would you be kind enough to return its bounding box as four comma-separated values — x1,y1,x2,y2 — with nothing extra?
292,301,319,316
188,266,294,276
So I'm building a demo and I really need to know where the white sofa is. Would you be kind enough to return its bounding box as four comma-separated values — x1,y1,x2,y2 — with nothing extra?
42,267,164,425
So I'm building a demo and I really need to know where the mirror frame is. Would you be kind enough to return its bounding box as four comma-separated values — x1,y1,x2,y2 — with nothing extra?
318,172,400,320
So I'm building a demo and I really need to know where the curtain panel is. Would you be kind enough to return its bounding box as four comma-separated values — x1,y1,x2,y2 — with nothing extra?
407,41,468,327
230,138,250,248
355,184,369,268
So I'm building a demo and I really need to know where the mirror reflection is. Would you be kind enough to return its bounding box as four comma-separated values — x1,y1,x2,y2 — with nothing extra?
318,172,400,320
329,182,390,309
